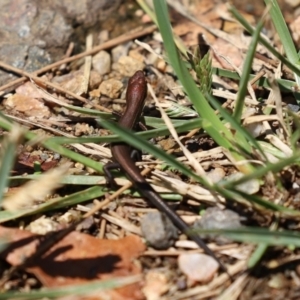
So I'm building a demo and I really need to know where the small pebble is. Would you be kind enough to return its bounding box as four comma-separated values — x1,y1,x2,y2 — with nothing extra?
74,162,84,171
111,42,132,63
99,78,123,98
194,207,242,244
141,211,178,249
88,70,102,89
245,122,265,138
92,50,111,75
287,103,300,112
53,153,61,160
142,270,169,300
178,253,219,283
52,70,86,96
176,276,187,290
226,172,260,194
268,273,289,289
114,56,145,77
207,167,225,183
74,123,92,136
40,153,49,161
27,216,60,235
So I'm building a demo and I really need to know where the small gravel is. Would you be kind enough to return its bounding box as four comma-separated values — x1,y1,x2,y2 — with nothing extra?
141,211,178,249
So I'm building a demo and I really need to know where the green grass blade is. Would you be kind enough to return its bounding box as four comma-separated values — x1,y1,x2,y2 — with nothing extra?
248,243,268,268
218,189,299,216
0,112,105,174
0,123,23,204
229,5,300,78
213,67,299,94
153,0,233,147
0,276,141,299
99,118,209,186
206,94,267,160
233,13,265,121
222,153,300,189
100,117,299,217
264,0,300,85
197,227,300,247
0,186,105,223
47,117,204,144
153,0,257,173
0,146,15,203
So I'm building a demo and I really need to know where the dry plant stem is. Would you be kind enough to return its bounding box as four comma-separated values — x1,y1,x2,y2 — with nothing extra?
6,114,111,157
184,127,200,139
174,260,246,300
217,53,257,102
83,167,153,218
217,272,249,300
99,218,107,239
60,42,75,71
0,25,156,95
64,42,75,58
102,212,141,235
249,69,266,85
148,83,207,177
0,60,111,113
148,84,225,207
253,52,278,68
82,33,93,94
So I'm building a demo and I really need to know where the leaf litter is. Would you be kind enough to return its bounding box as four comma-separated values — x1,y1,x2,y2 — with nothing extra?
0,0,300,299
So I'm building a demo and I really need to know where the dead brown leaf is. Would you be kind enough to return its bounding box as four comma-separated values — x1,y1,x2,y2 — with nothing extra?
16,152,58,173
0,226,146,299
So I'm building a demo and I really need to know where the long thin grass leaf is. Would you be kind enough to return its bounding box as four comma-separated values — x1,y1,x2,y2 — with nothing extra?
248,243,268,268
0,112,105,174
99,118,209,186
264,0,300,85
0,186,105,223
222,153,300,189
48,117,204,144
229,5,300,78
0,275,141,300
206,94,267,160
233,12,265,121
0,123,23,204
215,188,300,216
153,0,233,147
197,227,300,247
213,67,299,94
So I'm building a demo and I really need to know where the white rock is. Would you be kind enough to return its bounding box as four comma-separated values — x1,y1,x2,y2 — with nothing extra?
178,253,219,283
227,172,260,194
207,167,225,183
92,50,111,75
